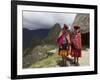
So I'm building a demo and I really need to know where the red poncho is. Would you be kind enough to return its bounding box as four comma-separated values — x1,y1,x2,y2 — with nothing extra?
71,32,82,57
57,31,71,48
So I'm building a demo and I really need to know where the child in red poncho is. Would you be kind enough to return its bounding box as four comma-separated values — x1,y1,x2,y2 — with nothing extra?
57,24,71,66
71,25,82,65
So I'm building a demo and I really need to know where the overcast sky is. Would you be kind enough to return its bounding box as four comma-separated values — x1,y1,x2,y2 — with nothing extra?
23,11,76,30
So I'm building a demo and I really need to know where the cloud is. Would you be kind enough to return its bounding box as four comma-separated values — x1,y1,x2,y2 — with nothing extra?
23,11,76,30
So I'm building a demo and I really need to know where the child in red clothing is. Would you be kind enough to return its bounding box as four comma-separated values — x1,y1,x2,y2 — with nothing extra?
71,25,82,65
57,24,71,66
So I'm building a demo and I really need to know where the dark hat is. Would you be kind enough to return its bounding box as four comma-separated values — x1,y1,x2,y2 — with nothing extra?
74,25,80,30
63,24,68,30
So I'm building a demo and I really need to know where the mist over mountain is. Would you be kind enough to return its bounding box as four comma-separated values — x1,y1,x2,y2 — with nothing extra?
23,11,76,30
23,23,62,50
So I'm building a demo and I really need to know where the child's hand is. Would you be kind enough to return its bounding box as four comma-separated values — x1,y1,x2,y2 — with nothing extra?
60,46,62,49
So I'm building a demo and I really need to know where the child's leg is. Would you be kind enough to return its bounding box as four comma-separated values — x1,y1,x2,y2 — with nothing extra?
62,56,66,66
64,57,67,66
74,57,76,63
62,56,64,62
76,57,80,66
76,57,79,64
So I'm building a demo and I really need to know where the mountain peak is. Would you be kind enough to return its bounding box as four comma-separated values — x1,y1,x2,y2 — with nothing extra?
46,23,61,44
53,23,61,28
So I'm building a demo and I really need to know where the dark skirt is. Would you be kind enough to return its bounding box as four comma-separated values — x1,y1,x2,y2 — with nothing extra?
71,48,81,57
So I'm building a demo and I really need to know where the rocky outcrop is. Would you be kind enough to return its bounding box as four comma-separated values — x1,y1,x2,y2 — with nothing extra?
72,14,89,33
23,45,55,68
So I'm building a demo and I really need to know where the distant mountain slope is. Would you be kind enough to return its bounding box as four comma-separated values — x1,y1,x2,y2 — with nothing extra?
23,23,61,68
23,28,50,49
23,23,61,49
44,23,61,45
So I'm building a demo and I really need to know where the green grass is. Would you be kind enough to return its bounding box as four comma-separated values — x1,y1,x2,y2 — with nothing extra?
29,53,61,68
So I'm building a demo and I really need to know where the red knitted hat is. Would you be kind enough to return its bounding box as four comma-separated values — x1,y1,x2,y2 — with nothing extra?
74,25,80,30
63,24,68,29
